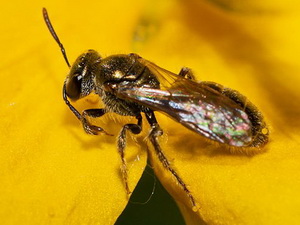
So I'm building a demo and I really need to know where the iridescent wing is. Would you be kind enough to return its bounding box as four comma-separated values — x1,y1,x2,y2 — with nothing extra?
115,59,254,147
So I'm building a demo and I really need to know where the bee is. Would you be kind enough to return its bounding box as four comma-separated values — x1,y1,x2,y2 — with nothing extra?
43,8,268,210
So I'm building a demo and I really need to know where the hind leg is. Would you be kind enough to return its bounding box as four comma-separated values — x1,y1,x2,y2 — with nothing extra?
145,111,197,209
178,67,195,80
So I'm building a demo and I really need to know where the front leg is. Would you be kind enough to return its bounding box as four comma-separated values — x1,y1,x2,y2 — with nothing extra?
145,111,197,210
82,109,113,136
63,83,112,136
118,114,143,194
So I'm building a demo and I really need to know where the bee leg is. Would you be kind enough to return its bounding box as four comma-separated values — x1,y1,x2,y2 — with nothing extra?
178,67,195,80
81,109,113,136
145,111,197,209
118,114,143,195
63,84,112,136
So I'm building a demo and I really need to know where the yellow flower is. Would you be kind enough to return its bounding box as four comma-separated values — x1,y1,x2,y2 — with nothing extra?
1,0,300,224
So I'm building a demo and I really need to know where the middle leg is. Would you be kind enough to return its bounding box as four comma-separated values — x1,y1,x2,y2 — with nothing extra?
118,114,143,194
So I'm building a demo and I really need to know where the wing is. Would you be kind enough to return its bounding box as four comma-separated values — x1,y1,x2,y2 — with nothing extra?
115,59,253,147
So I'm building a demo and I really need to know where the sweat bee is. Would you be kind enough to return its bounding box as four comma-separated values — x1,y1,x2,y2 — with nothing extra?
43,8,268,210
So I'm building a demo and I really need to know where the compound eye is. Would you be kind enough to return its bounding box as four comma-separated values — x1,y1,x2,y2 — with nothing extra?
66,74,82,100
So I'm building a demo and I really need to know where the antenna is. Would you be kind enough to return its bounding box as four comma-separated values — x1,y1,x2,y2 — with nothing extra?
42,8,71,68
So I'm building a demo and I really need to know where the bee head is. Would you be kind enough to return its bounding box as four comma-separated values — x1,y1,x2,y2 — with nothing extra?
42,9,102,101
65,50,101,101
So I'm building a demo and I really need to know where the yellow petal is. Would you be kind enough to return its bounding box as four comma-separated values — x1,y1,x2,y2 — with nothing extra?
2,0,300,224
